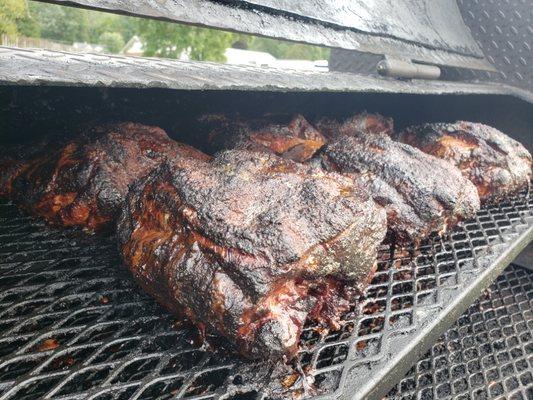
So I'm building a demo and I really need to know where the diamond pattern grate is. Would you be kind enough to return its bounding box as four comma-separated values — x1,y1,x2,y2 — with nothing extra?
385,264,533,400
456,0,533,91
0,190,531,399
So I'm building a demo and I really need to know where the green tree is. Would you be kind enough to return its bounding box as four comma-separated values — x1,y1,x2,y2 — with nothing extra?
99,31,124,53
137,19,235,61
23,2,89,43
17,8,41,38
6,1,329,62
87,12,137,44
0,0,26,36
136,20,327,62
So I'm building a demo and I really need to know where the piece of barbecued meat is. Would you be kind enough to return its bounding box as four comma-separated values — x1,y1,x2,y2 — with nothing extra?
7,122,209,231
0,145,35,198
316,112,394,140
318,114,480,242
198,114,326,162
0,141,50,198
394,121,532,202
117,149,387,360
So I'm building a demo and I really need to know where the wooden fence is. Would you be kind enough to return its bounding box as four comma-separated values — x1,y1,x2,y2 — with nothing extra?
1,35,73,51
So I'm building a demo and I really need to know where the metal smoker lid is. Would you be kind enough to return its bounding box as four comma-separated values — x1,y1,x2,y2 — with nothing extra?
39,0,494,71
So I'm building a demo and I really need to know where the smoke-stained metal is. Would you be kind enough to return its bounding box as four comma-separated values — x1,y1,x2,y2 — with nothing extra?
238,0,483,56
37,0,494,71
1,47,530,102
386,264,533,400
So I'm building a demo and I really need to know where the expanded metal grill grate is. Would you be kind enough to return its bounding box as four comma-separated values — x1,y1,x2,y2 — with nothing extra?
385,264,533,400
0,190,531,400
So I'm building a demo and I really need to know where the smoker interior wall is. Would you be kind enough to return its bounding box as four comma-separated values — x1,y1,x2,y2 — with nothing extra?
1,86,532,152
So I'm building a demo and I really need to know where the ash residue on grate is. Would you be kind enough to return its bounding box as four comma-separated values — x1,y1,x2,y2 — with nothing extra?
0,190,531,400
385,264,533,400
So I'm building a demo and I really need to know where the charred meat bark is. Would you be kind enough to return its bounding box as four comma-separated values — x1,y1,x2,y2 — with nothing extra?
8,123,209,231
118,149,387,360
0,140,51,198
395,121,532,202
316,112,394,140
319,114,480,242
198,114,326,162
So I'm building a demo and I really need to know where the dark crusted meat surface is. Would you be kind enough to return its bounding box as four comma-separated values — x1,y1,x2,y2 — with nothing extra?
396,121,533,202
0,139,54,197
315,112,394,140
198,114,326,162
7,123,208,231
319,115,480,242
117,149,387,360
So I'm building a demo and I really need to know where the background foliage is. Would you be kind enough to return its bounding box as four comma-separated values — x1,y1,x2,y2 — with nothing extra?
0,0,329,62
0,0,26,36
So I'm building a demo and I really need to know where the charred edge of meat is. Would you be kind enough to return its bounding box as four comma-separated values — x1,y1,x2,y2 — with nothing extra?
13,141,114,230
8,122,209,231
118,152,386,360
197,114,327,163
396,121,533,203
321,129,480,243
0,161,25,198
0,139,59,198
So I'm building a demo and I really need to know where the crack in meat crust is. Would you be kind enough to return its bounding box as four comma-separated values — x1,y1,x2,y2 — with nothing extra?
6,123,209,231
318,114,480,242
198,114,326,162
396,121,533,203
117,149,386,360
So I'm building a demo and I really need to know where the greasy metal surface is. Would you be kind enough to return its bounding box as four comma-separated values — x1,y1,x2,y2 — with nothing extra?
512,244,533,272
456,0,533,91
0,190,531,399
0,47,527,102
234,0,483,56
385,264,533,400
37,0,494,71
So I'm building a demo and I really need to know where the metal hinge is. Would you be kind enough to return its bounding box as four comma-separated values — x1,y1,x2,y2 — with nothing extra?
377,57,441,80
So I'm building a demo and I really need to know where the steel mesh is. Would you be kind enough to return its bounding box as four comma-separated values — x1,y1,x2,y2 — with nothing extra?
385,264,533,400
0,190,531,400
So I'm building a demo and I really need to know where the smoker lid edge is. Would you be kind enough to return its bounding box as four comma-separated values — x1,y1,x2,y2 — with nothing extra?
0,47,529,103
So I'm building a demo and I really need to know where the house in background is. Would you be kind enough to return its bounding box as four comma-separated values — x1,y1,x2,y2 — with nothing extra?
224,47,328,71
122,36,328,70
121,35,145,57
